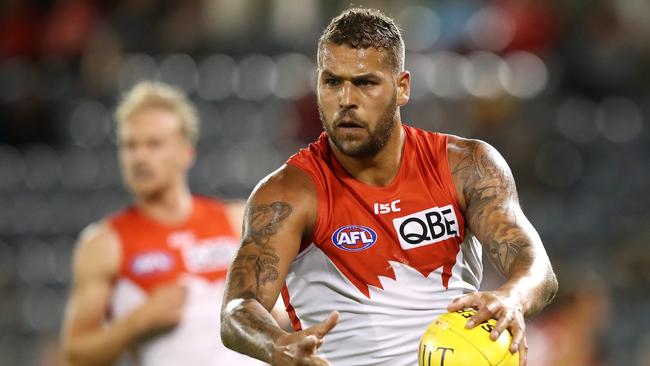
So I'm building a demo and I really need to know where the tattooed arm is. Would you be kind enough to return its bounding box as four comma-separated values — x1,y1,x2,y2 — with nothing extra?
446,137,558,366
221,165,339,366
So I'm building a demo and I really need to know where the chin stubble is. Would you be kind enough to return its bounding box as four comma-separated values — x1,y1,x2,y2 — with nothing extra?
319,93,398,158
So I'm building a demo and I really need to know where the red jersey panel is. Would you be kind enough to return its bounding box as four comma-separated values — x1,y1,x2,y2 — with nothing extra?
288,125,465,296
109,195,237,292
283,125,483,366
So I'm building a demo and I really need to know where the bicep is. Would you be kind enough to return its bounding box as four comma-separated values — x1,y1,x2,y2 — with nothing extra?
62,225,119,339
456,141,541,276
63,272,114,338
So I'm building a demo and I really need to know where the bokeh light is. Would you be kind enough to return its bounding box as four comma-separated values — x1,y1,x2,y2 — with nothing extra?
234,54,277,101
461,51,507,99
466,6,515,52
499,52,549,98
398,6,441,52
596,97,643,143
198,54,237,101
157,53,198,94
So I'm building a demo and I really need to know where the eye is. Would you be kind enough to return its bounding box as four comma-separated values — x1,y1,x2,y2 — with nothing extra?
325,78,341,86
147,139,163,149
122,140,136,151
355,79,376,87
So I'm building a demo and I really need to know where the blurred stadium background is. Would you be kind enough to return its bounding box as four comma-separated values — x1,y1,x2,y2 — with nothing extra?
0,0,649,365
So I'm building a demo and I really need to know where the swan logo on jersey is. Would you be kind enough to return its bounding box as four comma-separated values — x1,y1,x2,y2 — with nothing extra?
168,231,238,273
131,251,174,276
392,205,459,249
331,225,378,252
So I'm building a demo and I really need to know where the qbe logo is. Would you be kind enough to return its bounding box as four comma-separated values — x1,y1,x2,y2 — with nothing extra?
392,205,460,249
331,225,378,252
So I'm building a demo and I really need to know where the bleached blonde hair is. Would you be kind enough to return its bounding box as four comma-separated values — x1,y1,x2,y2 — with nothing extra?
115,81,199,144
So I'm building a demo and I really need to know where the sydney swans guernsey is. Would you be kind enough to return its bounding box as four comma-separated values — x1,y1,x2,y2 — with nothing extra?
109,196,262,366
284,125,483,366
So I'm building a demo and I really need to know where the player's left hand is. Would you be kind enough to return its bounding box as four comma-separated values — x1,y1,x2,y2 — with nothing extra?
447,290,527,366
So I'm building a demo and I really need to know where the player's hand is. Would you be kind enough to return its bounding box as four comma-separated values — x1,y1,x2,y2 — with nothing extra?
271,311,339,366
447,291,527,366
133,284,187,335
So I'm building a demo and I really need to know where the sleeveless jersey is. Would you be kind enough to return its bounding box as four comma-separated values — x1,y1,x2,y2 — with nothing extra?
108,196,263,366
284,125,483,366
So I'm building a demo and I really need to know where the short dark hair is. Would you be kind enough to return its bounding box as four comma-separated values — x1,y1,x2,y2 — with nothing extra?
318,7,405,73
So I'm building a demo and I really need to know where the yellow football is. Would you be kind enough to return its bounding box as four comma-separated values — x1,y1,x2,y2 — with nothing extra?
418,309,519,366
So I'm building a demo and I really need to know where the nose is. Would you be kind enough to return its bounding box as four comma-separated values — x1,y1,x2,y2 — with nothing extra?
339,82,357,110
130,144,147,161
123,143,149,165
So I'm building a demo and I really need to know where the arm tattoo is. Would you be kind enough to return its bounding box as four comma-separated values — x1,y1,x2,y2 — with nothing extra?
490,242,519,274
228,202,292,305
452,142,533,276
242,202,292,247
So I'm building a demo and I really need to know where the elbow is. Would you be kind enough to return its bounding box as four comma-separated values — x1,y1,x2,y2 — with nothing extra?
61,338,107,366
62,342,85,366
546,267,559,305
220,318,235,351
220,297,261,352
220,300,240,351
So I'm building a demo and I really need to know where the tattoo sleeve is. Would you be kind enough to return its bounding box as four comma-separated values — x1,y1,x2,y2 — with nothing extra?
227,201,292,308
452,141,534,276
451,140,557,315
221,201,295,361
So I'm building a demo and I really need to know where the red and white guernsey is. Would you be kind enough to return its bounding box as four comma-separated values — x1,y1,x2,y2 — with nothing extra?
108,196,263,366
284,125,483,366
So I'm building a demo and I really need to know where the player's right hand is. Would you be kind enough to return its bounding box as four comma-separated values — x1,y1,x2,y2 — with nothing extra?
134,284,187,335
271,311,339,366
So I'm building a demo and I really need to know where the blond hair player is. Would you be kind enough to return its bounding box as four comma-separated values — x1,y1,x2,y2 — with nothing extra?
61,81,265,366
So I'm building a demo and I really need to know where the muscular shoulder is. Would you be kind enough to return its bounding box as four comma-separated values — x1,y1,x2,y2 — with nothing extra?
252,164,316,203
247,164,317,239
446,135,516,211
446,135,492,168
73,221,121,281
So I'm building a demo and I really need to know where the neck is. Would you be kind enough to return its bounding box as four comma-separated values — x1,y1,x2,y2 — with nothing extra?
331,121,404,187
134,181,193,225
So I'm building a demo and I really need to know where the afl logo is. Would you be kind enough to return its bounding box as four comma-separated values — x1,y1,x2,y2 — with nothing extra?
131,251,174,276
331,225,378,252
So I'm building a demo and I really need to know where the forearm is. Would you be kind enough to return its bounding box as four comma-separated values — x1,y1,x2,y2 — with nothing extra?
221,298,288,363
497,245,558,318
64,311,144,366
478,208,558,318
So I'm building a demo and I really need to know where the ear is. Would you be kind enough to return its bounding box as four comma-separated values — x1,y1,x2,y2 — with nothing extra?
396,71,410,106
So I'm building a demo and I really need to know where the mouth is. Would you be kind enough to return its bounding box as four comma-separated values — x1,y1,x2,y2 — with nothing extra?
336,120,365,130
131,167,154,180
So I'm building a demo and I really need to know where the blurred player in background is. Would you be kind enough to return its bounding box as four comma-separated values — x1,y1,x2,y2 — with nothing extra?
61,81,266,366
221,7,557,366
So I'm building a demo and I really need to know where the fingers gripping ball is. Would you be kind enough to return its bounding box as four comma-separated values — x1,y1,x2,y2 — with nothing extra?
419,309,519,366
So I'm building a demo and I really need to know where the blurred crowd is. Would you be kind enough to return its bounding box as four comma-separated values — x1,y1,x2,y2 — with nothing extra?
0,0,649,365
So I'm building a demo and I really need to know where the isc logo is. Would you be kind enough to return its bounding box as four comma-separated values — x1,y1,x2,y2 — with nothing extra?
374,199,401,215
392,205,459,249
331,225,378,252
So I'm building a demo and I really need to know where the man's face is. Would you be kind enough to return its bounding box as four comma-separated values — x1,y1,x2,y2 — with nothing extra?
317,43,409,158
118,107,194,198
